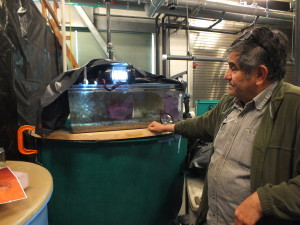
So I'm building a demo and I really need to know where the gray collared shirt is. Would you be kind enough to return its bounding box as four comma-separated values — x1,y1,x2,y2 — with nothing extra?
206,81,278,225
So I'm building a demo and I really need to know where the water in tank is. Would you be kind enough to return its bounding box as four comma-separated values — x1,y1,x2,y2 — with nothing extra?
68,83,183,133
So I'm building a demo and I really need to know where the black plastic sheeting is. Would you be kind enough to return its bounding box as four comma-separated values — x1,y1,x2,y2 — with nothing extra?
0,0,62,160
36,58,186,135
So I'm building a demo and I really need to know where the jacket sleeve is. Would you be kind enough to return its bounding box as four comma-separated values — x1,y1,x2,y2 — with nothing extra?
174,115,214,141
174,94,232,141
257,176,300,220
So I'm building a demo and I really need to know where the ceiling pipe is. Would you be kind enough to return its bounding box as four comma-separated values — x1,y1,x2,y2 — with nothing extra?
62,0,293,24
157,6,292,26
96,2,292,27
144,0,293,27
162,54,294,65
89,0,293,27
162,54,227,62
94,13,156,20
207,11,224,29
174,0,293,21
163,23,240,34
147,0,165,17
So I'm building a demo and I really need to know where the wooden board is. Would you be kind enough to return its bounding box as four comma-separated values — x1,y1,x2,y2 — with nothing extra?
29,128,171,141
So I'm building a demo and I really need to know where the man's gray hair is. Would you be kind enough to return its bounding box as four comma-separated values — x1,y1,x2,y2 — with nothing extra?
226,27,288,82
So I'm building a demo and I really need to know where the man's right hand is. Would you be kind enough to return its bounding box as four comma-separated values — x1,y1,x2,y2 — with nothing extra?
147,121,175,133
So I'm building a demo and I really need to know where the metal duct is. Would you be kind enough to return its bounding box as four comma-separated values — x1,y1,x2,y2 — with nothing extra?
94,1,293,27
174,0,293,21
55,0,292,27
147,0,165,17
157,6,292,26
56,0,293,24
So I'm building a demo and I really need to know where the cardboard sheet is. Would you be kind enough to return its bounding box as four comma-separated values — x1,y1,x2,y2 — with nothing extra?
0,167,27,204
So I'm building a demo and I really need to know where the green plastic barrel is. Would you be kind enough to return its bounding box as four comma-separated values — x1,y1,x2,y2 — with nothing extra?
37,134,187,225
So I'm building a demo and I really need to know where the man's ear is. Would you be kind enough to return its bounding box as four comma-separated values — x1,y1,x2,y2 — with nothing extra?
256,65,268,85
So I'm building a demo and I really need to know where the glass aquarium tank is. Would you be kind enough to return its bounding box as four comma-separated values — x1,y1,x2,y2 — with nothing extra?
68,84,183,133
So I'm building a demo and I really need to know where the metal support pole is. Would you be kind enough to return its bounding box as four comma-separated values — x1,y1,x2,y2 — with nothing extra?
155,14,161,74
61,0,67,72
162,16,167,76
106,0,113,60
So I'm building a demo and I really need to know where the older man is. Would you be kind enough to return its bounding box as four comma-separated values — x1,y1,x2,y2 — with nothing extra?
148,27,300,225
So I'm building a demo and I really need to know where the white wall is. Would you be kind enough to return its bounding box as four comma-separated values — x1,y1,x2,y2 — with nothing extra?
34,3,154,72
169,30,194,103
34,1,194,88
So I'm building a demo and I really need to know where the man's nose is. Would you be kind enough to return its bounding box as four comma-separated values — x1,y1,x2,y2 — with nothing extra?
224,69,231,80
